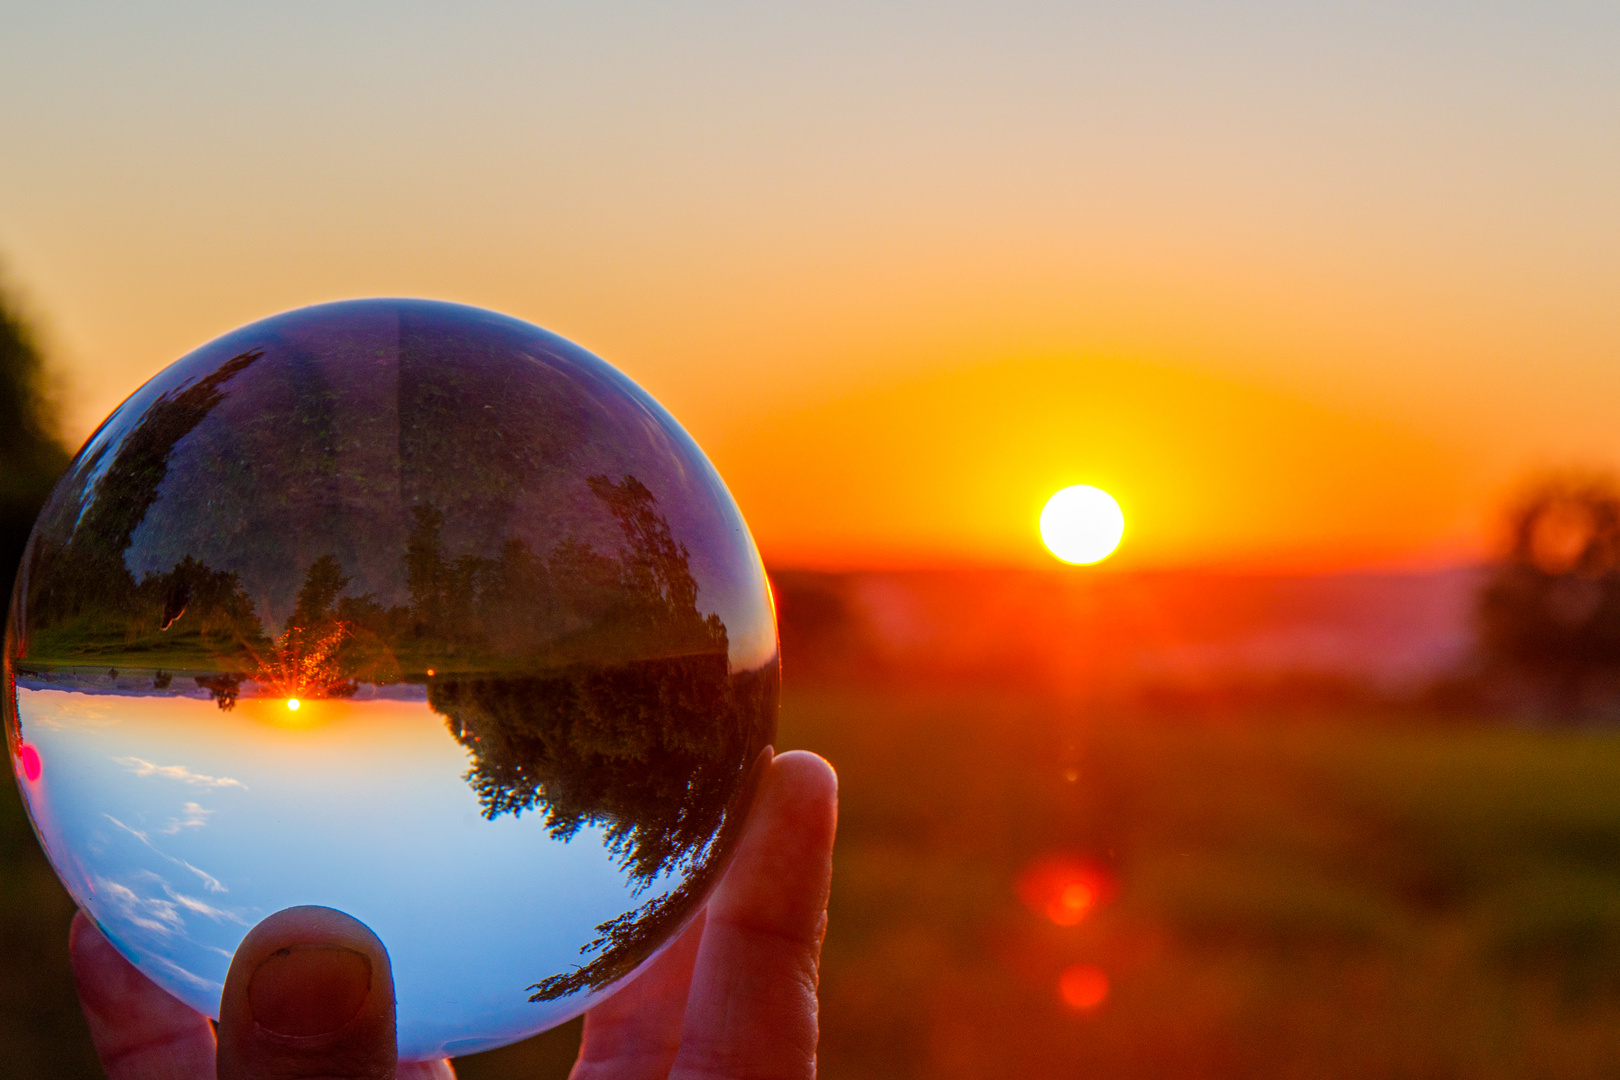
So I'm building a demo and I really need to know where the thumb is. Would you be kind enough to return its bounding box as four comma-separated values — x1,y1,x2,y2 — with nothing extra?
217,905,399,1080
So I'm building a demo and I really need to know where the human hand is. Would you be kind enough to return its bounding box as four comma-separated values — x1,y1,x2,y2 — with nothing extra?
69,749,838,1080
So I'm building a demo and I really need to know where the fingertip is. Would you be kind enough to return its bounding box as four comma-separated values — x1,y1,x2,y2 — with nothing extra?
770,750,838,802
218,905,397,1080
755,750,838,848
702,746,838,944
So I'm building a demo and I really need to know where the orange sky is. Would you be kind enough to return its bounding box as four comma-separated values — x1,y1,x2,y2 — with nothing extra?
3,3,1618,571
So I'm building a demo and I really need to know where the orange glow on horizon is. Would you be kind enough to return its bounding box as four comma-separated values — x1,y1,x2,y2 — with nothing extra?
714,355,1485,574
237,695,353,729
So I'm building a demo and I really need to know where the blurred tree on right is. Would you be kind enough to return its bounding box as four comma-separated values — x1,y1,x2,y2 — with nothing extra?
0,274,70,603
1476,472,1620,720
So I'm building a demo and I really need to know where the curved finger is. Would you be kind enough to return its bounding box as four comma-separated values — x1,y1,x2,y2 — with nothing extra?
670,750,837,1080
70,909,219,1080
570,910,706,1080
216,905,397,1080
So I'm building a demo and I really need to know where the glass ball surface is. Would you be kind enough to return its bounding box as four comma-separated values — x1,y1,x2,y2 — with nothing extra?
3,299,778,1060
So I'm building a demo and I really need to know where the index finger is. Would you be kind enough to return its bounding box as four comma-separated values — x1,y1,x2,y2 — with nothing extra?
70,910,218,1080
669,750,837,1080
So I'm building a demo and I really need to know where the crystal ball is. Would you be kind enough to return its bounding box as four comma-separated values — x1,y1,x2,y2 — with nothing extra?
3,299,778,1059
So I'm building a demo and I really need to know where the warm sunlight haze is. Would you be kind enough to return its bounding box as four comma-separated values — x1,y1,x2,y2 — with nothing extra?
1040,486,1125,565
5,3,1620,571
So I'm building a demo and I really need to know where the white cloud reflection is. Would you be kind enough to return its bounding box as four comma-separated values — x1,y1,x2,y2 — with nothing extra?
95,875,183,936
104,814,229,894
93,866,249,943
157,802,213,835
114,757,247,790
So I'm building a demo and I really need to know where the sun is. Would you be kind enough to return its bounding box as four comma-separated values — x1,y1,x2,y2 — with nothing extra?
1040,485,1125,564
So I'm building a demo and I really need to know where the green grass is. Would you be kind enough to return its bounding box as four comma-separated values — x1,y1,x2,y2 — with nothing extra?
10,690,1620,1077
790,690,1620,1079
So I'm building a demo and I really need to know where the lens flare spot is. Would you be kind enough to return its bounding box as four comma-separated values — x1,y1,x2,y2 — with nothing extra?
1040,485,1124,564
18,744,41,783
1059,964,1109,1011
1017,854,1115,927
1049,883,1095,926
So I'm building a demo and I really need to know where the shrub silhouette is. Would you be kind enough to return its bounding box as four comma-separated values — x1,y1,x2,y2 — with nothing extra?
1477,473,1620,718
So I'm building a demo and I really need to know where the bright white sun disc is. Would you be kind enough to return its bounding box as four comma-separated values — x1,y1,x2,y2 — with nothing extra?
1040,486,1124,564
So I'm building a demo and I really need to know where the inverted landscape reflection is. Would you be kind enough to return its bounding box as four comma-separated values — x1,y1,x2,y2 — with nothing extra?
3,299,778,1059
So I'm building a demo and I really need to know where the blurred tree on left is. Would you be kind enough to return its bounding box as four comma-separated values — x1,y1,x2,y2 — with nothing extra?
0,267,100,1076
0,272,70,602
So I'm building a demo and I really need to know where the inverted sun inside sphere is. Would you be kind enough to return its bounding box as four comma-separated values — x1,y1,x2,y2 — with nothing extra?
1,300,778,1060
1040,485,1125,564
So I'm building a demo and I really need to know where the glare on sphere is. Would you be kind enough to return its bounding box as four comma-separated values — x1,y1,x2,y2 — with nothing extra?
2,300,778,1060
1040,485,1125,564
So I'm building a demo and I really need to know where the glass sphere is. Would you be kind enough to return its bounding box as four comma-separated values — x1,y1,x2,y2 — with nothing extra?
3,299,778,1059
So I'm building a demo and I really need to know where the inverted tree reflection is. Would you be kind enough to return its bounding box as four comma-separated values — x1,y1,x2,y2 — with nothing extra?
426,475,775,999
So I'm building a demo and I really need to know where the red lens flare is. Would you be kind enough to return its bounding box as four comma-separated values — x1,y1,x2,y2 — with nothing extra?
1017,855,1115,927
18,743,41,783
1058,964,1109,1011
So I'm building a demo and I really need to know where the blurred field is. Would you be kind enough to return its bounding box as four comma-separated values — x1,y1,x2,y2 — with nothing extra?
10,687,1620,1077
793,690,1620,1080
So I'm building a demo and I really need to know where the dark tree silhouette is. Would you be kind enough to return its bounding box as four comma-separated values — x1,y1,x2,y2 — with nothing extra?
587,474,729,657
431,654,764,877
429,661,776,1001
522,736,770,1002
395,474,728,670
25,348,262,632
289,554,350,632
428,476,759,878
1477,473,1620,718
137,555,260,639
406,504,450,637
424,475,776,1001
0,276,70,610
14,347,273,683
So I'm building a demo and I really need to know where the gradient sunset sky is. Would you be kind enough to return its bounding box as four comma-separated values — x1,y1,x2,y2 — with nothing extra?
3,2,1617,570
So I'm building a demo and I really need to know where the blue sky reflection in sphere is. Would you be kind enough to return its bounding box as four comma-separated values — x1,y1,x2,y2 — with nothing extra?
2,299,779,1060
